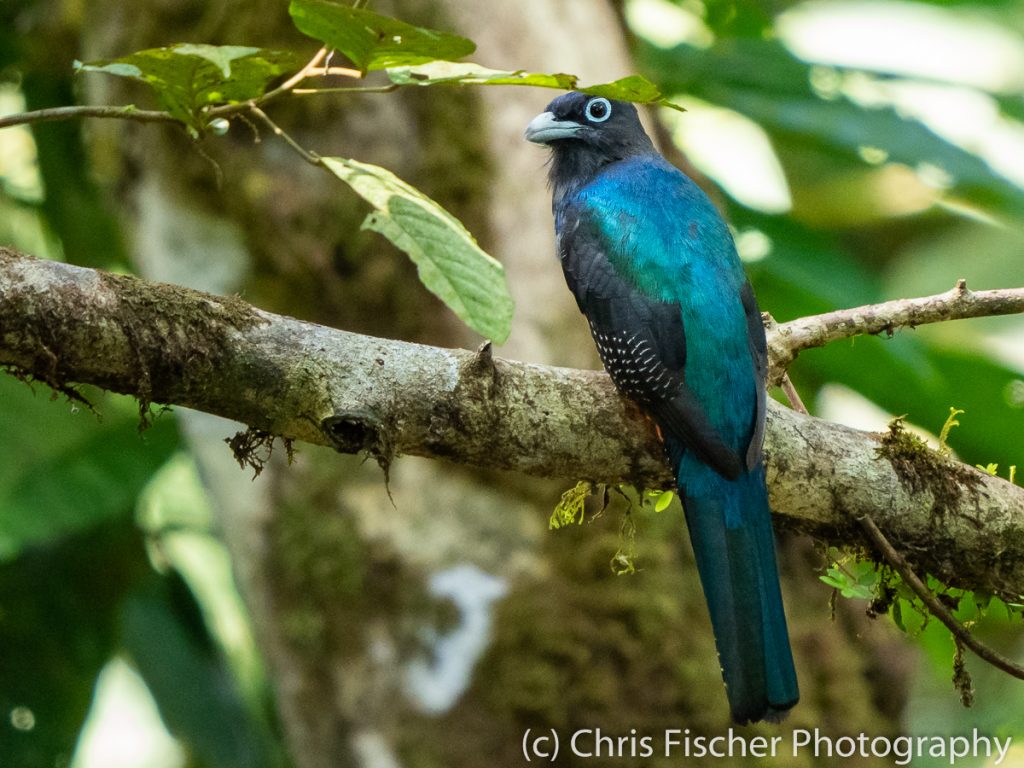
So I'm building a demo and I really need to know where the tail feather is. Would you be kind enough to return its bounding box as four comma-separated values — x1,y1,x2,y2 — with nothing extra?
680,463,799,724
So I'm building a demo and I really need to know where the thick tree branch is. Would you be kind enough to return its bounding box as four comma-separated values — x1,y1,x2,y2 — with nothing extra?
766,279,1024,384
2,247,1024,598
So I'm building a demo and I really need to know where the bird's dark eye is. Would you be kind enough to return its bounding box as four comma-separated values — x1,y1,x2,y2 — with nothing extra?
585,97,611,123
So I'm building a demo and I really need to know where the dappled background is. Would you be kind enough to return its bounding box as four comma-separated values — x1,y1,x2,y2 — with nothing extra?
1,0,1023,766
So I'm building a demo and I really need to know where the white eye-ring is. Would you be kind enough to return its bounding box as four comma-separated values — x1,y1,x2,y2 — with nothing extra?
585,97,612,123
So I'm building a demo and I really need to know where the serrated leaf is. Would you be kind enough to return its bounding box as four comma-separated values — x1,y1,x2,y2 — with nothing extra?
76,45,305,130
321,157,513,342
388,61,578,90
289,0,474,71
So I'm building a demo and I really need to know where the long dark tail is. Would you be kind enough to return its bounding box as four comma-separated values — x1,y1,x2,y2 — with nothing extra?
680,463,799,724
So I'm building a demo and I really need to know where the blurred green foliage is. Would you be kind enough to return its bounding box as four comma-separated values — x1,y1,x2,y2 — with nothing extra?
1,0,1023,765
0,380,285,767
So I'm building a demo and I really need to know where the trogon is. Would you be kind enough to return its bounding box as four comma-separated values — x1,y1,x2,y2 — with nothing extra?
526,92,799,724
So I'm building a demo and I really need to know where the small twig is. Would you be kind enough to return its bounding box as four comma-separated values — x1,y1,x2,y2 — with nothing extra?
856,511,1024,681
235,112,260,142
190,141,225,190
0,104,179,130
256,46,330,105
780,372,808,415
768,280,1024,382
247,105,321,166
307,66,363,78
292,85,400,96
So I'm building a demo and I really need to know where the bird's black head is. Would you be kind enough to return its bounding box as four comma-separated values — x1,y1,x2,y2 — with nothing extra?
525,92,655,203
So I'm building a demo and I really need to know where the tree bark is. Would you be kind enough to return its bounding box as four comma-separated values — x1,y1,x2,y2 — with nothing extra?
4,246,1023,601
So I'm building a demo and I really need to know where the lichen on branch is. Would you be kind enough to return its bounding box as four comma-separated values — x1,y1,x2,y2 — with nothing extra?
2,246,1024,599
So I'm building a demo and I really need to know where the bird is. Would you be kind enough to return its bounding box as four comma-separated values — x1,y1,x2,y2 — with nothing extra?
525,92,799,724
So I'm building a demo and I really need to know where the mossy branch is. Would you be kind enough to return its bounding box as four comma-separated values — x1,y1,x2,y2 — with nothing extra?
3,246,1024,600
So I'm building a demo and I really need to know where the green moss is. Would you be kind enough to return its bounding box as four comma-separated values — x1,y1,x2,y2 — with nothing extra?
266,465,443,662
280,608,327,652
94,269,266,420
550,481,592,529
876,416,981,509
271,502,368,651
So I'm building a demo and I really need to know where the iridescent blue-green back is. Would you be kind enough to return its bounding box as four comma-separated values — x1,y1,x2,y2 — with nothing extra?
553,149,798,723
572,155,756,485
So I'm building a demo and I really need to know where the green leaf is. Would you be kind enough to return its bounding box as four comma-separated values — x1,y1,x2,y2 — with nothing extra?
819,573,845,590
321,157,514,342
578,75,658,100
639,38,1024,219
820,563,876,599
387,63,684,110
388,61,578,90
892,598,905,632
289,0,475,71
725,89,1024,220
653,490,675,512
171,44,260,79
76,45,305,130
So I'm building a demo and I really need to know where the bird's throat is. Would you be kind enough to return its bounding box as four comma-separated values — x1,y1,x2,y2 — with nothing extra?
548,144,612,209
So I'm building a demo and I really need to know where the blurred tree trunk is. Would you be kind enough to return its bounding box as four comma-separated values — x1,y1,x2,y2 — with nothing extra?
51,0,915,765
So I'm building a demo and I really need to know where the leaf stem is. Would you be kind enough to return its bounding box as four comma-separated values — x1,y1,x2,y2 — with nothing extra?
292,85,400,96
252,45,329,107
